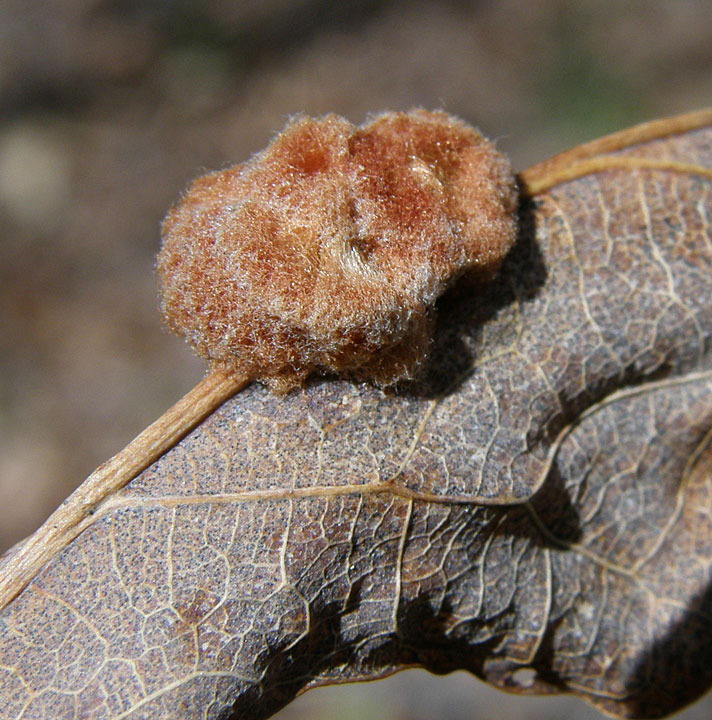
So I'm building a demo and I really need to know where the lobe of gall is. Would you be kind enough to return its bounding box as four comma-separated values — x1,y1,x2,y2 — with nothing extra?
157,110,518,392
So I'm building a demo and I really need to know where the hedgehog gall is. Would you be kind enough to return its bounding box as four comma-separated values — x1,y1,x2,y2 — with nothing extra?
157,110,518,392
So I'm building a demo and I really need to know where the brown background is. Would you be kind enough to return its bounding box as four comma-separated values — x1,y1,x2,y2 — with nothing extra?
1,1,711,718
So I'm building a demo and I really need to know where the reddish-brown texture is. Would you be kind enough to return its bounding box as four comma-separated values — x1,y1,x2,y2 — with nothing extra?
157,110,517,392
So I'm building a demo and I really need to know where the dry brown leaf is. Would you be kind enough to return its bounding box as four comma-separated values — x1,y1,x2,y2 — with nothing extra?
1,110,711,719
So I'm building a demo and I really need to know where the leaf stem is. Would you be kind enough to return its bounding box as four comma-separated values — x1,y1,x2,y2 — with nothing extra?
519,108,712,196
0,369,247,611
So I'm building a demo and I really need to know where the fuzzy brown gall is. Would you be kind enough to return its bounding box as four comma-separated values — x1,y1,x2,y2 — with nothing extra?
157,110,518,392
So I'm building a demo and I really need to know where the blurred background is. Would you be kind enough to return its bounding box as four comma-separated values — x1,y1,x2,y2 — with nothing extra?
0,1,710,718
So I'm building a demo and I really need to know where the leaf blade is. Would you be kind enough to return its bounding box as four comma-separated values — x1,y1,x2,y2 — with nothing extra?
1,110,711,719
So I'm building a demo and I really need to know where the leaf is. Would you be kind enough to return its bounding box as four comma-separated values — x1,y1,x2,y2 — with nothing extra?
1,110,712,720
